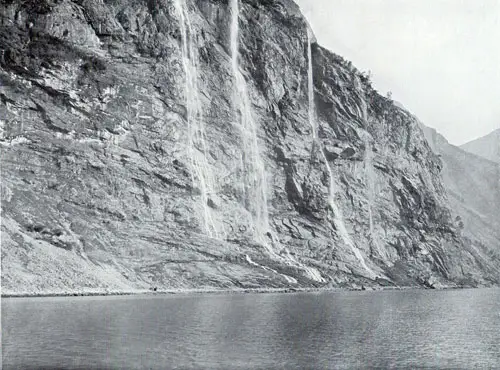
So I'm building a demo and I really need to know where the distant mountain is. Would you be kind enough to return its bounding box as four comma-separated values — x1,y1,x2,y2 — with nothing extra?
460,129,500,164
419,125,500,271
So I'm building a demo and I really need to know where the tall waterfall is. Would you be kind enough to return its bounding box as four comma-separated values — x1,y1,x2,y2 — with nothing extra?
230,0,270,246
307,29,377,279
365,137,376,237
175,0,221,238
229,1,324,283
361,101,387,261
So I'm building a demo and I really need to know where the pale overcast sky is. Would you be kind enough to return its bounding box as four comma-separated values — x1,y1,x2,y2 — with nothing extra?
295,0,500,145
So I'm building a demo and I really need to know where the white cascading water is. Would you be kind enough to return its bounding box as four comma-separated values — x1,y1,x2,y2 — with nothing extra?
363,133,385,259
360,90,388,261
307,29,377,279
175,0,222,238
246,255,298,284
230,0,270,247
365,137,376,237
230,1,324,283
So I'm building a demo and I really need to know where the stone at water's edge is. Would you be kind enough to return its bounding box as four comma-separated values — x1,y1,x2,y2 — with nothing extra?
1,0,498,295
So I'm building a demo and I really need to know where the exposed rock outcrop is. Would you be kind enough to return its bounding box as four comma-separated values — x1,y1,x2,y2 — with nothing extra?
1,0,498,295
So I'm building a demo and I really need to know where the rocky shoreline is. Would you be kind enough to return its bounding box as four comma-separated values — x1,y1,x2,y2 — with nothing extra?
2,284,483,299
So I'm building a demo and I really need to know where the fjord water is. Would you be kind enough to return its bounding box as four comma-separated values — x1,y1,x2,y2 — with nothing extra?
3,289,499,369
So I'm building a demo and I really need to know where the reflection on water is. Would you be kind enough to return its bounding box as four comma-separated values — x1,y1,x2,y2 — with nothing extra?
2,289,500,369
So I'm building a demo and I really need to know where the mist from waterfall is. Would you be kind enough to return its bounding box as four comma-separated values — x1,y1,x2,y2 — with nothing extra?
307,29,377,279
230,0,270,246
175,0,221,238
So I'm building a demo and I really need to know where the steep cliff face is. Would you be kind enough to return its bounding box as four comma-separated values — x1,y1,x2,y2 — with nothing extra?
1,0,498,295
461,128,500,164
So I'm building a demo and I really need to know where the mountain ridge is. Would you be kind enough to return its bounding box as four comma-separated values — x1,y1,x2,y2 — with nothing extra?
460,128,500,164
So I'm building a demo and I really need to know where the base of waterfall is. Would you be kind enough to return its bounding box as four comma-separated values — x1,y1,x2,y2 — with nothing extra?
2,283,474,298
2,255,484,298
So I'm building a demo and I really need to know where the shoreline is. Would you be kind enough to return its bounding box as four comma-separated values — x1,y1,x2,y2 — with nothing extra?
1,284,482,299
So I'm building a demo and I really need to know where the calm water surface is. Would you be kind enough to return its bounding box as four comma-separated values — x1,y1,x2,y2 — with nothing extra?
2,288,500,369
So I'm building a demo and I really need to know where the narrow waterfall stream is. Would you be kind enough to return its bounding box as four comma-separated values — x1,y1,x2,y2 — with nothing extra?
229,1,323,283
307,29,377,279
361,102,387,261
175,0,221,238
365,136,376,237
230,0,270,247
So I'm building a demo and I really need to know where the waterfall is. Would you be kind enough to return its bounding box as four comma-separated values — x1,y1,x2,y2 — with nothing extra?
363,133,385,260
359,98,375,237
230,0,270,246
175,0,221,238
361,87,388,261
245,255,298,284
365,138,376,236
229,1,324,283
307,29,377,279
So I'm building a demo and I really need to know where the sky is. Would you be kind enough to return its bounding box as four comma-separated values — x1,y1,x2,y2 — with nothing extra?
295,0,500,145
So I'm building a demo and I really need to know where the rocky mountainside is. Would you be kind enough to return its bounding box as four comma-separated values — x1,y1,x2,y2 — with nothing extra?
1,0,499,295
460,128,500,164
420,124,500,267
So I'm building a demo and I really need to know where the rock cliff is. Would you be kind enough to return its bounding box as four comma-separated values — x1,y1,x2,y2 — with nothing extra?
1,0,498,295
